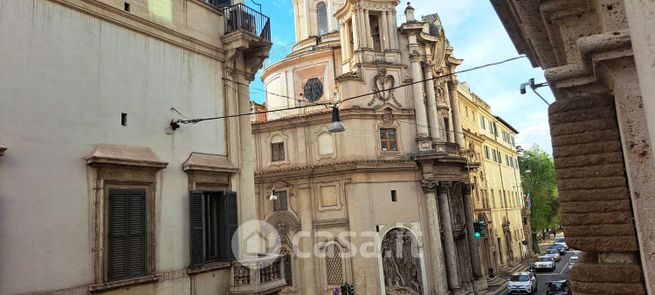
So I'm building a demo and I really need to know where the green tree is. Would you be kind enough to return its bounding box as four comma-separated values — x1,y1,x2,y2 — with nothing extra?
519,145,559,233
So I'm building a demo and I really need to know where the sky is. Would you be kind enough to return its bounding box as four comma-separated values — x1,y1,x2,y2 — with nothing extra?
249,0,554,153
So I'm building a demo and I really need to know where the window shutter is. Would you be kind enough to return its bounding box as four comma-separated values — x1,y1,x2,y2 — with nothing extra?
108,190,127,281
222,191,239,261
108,189,146,281
126,190,146,278
189,191,205,266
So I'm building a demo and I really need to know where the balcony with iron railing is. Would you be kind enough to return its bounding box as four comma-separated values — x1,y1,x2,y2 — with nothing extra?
222,3,271,42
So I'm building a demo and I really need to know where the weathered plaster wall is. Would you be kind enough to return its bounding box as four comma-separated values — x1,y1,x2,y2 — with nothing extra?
0,0,226,293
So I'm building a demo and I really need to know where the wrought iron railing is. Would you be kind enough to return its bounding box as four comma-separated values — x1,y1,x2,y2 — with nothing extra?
223,3,271,42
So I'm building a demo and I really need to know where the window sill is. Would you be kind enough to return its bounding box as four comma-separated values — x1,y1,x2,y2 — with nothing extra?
89,274,159,292
187,261,232,275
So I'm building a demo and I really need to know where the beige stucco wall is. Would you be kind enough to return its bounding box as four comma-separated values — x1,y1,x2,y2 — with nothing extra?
0,0,230,294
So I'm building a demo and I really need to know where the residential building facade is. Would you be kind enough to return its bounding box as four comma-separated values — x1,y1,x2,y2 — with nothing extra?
458,84,528,277
491,0,655,294
0,0,277,294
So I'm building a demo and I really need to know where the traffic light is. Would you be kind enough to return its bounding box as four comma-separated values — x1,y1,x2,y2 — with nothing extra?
340,282,355,295
473,221,487,238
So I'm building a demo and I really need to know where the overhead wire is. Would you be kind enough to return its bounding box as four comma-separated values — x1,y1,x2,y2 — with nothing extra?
173,55,526,125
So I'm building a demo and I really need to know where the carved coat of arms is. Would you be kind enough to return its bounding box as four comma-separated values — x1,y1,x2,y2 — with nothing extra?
369,68,402,107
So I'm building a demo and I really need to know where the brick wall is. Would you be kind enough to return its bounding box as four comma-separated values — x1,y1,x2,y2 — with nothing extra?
549,94,645,294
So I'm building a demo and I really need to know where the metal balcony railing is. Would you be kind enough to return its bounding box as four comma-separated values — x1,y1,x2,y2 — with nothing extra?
223,3,271,42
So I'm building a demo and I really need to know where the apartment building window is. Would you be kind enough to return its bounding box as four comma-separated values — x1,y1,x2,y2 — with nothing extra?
380,128,398,151
492,149,498,162
271,142,285,162
274,191,288,211
480,115,486,130
107,189,147,281
484,145,490,159
189,191,238,266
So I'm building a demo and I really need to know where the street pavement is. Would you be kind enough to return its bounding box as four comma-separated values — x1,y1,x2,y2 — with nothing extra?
497,250,577,295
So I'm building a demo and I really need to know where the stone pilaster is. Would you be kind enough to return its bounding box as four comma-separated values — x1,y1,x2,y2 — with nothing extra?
438,181,461,289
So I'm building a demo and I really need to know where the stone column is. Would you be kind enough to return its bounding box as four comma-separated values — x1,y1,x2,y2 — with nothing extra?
438,181,461,289
303,0,311,38
424,62,440,142
380,11,390,50
410,51,430,145
448,79,465,147
339,23,348,59
422,180,449,295
358,9,367,48
351,11,361,51
363,9,371,48
443,82,456,143
463,185,482,278
390,10,398,49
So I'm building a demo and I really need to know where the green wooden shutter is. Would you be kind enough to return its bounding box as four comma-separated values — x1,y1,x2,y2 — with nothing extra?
222,191,238,261
108,189,146,281
108,190,127,281
189,191,205,266
126,190,146,278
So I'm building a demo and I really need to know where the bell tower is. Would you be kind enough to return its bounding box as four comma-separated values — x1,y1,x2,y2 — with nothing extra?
334,0,401,73
292,0,345,41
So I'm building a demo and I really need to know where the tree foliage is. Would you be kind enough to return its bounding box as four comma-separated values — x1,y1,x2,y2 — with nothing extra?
519,145,559,232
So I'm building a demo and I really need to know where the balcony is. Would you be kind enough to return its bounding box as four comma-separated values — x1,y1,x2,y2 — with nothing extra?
434,142,461,156
223,3,271,42
230,254,286,295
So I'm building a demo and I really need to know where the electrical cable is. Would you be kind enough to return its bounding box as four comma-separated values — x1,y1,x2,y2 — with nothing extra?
174,55,526,125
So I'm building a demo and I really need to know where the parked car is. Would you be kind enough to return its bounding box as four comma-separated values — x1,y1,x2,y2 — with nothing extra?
546,279,572,295
554,237,569,250
568,255,579,269
533,256,556,272
550,244,567,255
545,249,561,261
507,271,537,294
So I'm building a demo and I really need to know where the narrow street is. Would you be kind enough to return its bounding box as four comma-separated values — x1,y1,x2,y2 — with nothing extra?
498,250,577,295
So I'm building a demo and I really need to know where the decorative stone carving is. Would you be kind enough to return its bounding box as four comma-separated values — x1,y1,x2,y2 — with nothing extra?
421,179,438,193
409,50,422,62
303,78,324,102
437,181,451,195
382,228,423,295
369,68,402,107
382,108,395,123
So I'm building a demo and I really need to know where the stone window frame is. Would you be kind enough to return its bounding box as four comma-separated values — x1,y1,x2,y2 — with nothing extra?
266,132,290,167
376,115,402,157
86,145,167,292
182,152,238,274
317,238,352,291
316,1,329,36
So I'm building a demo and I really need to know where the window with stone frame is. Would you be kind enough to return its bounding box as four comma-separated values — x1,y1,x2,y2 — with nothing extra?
271,142,285,162
484,145,490,159
189,191,238,266
325,243,343,285
380,128,398,151
107,189,147,281
273,191,288,211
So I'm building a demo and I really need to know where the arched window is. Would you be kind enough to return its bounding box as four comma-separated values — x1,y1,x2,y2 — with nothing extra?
325,243,343,285
317,2,328,35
